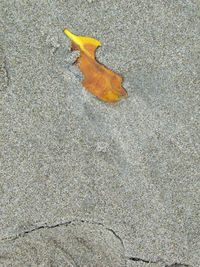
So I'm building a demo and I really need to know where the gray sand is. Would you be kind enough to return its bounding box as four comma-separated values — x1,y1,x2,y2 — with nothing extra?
0,0,199,266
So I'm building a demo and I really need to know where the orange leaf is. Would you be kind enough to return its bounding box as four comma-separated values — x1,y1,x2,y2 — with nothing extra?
64,29,128,102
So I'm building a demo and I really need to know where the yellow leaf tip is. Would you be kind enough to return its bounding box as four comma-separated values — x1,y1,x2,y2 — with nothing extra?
64,28,76,40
